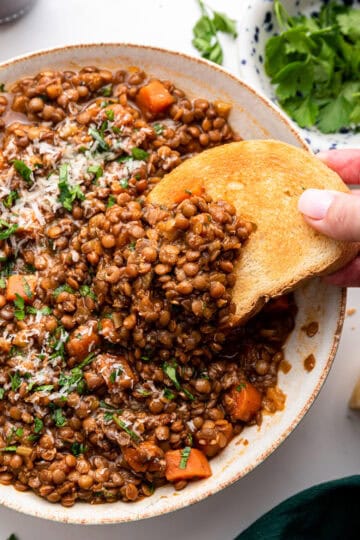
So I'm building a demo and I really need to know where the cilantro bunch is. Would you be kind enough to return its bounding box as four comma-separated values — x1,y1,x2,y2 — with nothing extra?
265,0,360,133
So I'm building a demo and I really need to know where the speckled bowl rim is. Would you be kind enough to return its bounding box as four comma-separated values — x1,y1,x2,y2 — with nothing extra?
0,43,347,524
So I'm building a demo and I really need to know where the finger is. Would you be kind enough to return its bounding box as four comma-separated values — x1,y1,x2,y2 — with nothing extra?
324,256,360,287
317,149,360,185
298,189,360,241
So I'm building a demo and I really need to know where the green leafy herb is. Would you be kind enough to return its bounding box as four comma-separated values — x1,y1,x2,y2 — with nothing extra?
99,400,122,413
131,147,149,160
100,85,113,97
0,277,6,288
162,361,194,400
33,384,54,393
179,446,191,469
0,446,17,452
236,383,246,392
53,283,75,297
10,372,22,391
120,178,129,189
87,164,103,180
104,412,114,422
23,277,32,299
0,388,4,399
153,123,164,135
89,127,109,151
52,407,67,427
15,428,23,438
117,154,132,163
105,109,115,121
112,126,122,135
58,163,85,211
79,284,97,300
14,294,25,321
113,415,140,442
3,190,19,208
192,0,237,65
71,441,86,456
163,388,175,400
137,388,151,397
34,417,44,433
0,220,18,240
128,240,136,251
58,353,94,394
13,160,32,184
24,263,36,274
265,0,360,133
109,366,123,384
107,194,116,208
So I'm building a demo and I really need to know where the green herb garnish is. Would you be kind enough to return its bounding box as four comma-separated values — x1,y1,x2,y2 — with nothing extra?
15,428,23,438
107,194,116,208
52,408,67,427
100,85,113,97
113,415,140,442
163,388,175,400
71,441,86,456
192,0,237,65
265,0,360,132
0,446,17,452
3,190,19,208
163,361,195,400
105,109,115,121
34,417,44,433
87,164,103,180
109,366,123,384
0,277,6,288
89,127,109,151
0,220,18,240
14,294,25,321
58,163,85,211
0,388,4,399
120,178,129,189
79,284,97,300
153,123,164,135
13,160,32,184
179,446,191,469
10,372,22,391
53,283,75,297
131,147,149,160
33,384,54,393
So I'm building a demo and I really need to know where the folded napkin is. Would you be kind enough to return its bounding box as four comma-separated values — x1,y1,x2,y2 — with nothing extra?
235,475,360,540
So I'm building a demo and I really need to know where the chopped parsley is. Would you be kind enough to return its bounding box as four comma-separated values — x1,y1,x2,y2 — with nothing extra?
71,441,86,456
3,190,19,208
0,446,17,452
105,109,115,121
87,164,103,180
117,155,132,163
89,127,109,151
236,383,246,392
10,372,22,391
0,277,6,288
0,220,18,240
53,283,75,297
79,284,97,300
120,178,129,189
179,446,191,469
162,361,194,400
109,366,123,383
131,147,149,160
15,428,23,438
34,417,44,433
100,84,113,97
14,294,25,321
113,415,140,442
13,159,32,184
52,407,67,427
163,388,175,400
33,384,54,393
23,277,32,299
107,195,116,208
0,388,4,399
153,123,164,135
58,163,85,211
128,241,136,251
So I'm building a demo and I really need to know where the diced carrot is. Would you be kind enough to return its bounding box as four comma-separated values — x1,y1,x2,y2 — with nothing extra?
165,448,211,482
226,382,262,422
6,274,36,303
67,322,100,360
136,80,175,114
123,442,164,473
172,182,204,204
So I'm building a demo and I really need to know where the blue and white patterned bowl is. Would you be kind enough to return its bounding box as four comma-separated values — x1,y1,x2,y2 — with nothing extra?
238,0,360,152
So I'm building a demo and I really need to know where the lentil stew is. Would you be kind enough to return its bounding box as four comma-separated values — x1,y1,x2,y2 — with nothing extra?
0,66,296,506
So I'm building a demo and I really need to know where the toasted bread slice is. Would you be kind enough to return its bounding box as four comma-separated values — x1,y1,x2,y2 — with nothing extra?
148,140,359,324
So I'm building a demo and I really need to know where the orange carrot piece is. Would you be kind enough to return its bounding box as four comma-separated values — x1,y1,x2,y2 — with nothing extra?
6,274,36,303
165,448,211,482
67,322,100,360
172,182,204,204
227,383,262,422
136,80,175,114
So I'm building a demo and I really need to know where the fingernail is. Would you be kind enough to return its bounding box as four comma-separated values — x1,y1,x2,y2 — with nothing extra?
298,189,335,220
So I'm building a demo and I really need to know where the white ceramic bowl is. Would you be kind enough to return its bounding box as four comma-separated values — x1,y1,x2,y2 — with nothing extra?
0,43,346,524
238,0,360,152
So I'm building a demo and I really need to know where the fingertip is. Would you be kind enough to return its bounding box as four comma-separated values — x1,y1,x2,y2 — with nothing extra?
298,189,335,220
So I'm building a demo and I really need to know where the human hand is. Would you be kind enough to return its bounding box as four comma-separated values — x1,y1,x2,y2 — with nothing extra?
298,149,360,286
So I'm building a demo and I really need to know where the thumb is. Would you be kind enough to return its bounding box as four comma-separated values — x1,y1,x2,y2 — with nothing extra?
298,188,360,241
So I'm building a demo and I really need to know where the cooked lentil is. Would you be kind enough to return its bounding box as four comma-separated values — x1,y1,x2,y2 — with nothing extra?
0,66,296,506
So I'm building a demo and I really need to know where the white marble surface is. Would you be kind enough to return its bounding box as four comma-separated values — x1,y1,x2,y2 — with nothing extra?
0,1,360,538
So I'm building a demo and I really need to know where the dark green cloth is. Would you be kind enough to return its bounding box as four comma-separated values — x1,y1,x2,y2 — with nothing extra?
235,476,360,540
